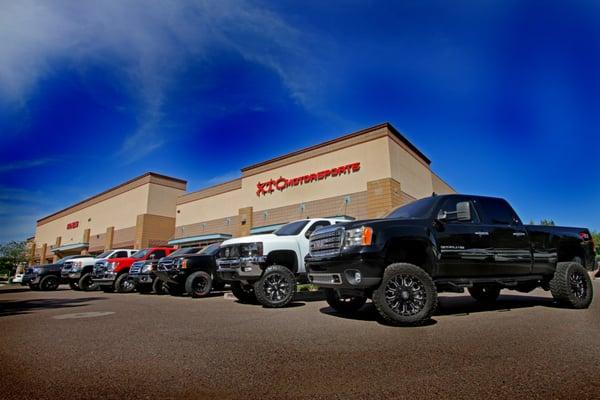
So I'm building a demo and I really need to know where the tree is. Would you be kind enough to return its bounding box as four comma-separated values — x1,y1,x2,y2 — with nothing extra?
529,219,556,226
592,231,600,256
0,241,28,273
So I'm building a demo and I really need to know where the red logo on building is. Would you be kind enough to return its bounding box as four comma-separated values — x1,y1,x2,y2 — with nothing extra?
256,162,361,197
67,221,79,230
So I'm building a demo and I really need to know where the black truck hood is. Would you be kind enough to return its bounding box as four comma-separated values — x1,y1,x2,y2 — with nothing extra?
342,218,429,230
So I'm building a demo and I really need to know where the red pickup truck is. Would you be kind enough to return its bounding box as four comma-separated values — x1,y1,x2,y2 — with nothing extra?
91,247,175,293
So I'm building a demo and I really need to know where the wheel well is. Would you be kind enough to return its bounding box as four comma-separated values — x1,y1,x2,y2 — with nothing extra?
558,245,585,264
384,239,432,273
266,250,298,273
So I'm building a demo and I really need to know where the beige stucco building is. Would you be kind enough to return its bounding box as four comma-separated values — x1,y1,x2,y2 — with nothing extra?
33,173,186,263
31,123,454,263
172,123,454,246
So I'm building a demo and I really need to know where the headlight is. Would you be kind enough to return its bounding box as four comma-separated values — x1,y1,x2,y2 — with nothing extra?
71,261,82,271
343,227,373,248
241,242,263,257
33,267,43,274
108,262,118,271
142,264,154,273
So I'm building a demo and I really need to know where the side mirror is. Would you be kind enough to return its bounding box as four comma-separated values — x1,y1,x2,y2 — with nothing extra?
149,254,156,260
456,201,471,221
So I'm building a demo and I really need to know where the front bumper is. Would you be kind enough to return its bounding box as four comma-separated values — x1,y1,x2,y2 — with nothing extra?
155,270,185,285
61,271,82,280
22,274,39,285
216,256,267,282
305,253,384,290
129,272,155,285
91,274,117,285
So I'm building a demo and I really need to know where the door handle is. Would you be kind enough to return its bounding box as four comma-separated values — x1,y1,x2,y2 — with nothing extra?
513,232,526,237
475,231,489,236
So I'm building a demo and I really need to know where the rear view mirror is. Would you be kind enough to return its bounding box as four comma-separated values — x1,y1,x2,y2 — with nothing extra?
456,201,471,221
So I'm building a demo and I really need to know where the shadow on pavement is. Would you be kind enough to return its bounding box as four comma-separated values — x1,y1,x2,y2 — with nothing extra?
0,297,108,317
319,293,561,326
0,287,34,294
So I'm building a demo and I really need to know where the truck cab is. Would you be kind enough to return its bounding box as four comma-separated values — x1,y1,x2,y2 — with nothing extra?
92,247,175,293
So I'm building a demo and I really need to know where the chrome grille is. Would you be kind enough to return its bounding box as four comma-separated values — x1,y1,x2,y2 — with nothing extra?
62,261,74,274
93,260,108,275
309,227,344,257
157,259,175,272
129,261,144,274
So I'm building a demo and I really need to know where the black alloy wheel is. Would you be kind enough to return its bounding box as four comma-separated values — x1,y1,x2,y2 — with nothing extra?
78,273,98,291
115,274,136,293
550,261,593,309
185,271,213,298
254,265,296,308
40,275,60,291
373,263,438,326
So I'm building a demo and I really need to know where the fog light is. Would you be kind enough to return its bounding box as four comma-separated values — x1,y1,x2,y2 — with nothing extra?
354,271,362,284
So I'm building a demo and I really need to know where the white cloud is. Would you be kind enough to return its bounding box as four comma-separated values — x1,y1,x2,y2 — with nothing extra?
0,158,54,173
0,0,324,159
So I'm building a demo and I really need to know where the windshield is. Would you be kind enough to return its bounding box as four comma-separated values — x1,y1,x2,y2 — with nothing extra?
199,243,220,255
386,197,437,219
274,220,310,236
96,251,112,258
131,249,150,259
169,247,197,257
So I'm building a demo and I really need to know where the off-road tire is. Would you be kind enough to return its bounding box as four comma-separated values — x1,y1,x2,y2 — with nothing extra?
468,285,501,303
550,262,593,309
325,289,367,314
254,265,296,308
69,281,80,291
373,263,438,326
78,273,98,291
230,281,257,304
39,275,60,291
186,271,213,298
115,273,136,293
153,278,168,295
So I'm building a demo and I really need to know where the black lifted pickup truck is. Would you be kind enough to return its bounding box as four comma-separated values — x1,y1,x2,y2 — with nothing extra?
306,194,596,326
154,243,224,297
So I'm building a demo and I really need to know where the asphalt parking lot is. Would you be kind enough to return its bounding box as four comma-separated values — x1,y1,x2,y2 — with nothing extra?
1,282,599,400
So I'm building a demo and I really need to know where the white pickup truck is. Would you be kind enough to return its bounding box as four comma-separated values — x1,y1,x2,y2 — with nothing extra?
216,217,351,307
61,248,137,291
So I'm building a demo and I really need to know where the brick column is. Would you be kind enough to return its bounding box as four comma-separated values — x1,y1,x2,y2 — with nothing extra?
40,243,47,265
135,213,176,249
28,241,36,266
52,236,61,263
238,207,253,237
367,178,403,219
81,228,91,255
104,227,114,251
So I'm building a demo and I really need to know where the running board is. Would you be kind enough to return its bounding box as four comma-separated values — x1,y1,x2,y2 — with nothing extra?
435,275,545,289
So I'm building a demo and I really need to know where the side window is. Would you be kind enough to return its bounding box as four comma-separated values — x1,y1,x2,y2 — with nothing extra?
114,251,127,258
305,221,331,238
437,198,480,223
152,250,167,259
477,198,520,225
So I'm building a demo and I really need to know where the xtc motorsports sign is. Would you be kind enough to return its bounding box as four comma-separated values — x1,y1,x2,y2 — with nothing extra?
256,162,361,196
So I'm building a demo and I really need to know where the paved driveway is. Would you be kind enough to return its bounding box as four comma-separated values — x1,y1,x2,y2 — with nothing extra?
1,282,599,399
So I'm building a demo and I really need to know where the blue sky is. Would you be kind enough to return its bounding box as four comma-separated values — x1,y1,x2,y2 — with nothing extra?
1,0,599,242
